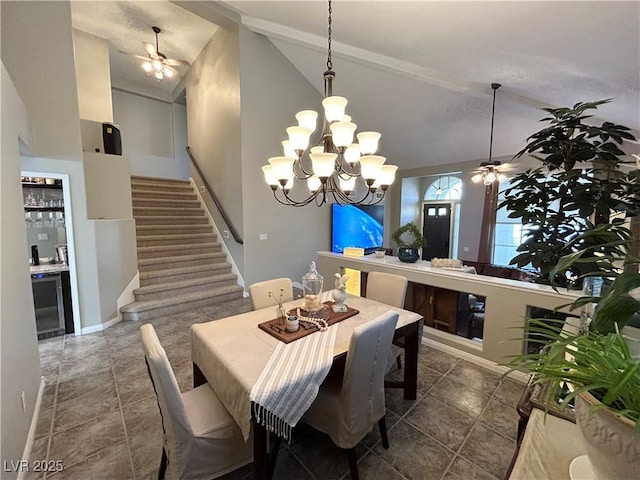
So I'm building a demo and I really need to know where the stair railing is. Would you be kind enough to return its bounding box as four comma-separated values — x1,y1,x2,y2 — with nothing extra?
186,146,243,245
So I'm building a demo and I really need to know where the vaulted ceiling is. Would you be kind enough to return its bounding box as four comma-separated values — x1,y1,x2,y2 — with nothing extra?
71,1,640,170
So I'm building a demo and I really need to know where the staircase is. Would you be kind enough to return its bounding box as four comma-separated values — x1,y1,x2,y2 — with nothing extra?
120,176,243,321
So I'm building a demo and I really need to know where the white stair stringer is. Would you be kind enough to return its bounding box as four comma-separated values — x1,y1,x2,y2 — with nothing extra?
120,176,244,321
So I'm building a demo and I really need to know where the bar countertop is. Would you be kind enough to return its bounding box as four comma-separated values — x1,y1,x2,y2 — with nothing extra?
29,263,70,274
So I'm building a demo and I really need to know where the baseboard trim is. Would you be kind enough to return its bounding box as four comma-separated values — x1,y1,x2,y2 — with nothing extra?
421,337,529,383
80,314,121,335
17,377,46,480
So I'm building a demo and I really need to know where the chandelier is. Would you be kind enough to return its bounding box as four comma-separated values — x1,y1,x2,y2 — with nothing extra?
471,83,507,185
261,0,397,207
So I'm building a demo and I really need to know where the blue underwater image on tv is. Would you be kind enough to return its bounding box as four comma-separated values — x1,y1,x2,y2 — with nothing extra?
332,204,384,253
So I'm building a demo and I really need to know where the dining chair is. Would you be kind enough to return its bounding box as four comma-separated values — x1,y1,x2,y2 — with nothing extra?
302,310,399,480
248,277,293,310
140,324,252,480
365,271,409,371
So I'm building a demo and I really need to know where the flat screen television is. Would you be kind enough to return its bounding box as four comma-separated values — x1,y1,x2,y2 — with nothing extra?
331,204,384,253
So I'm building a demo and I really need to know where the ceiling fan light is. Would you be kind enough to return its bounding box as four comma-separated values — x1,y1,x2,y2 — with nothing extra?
295,110,318,133
322,96,348,122
142,61,152,72
484,171,497,185
307,175,322,192
152,59,163,71
164,68,173,78
310,152,337,178
154,70,163,80
268,156,295,181
330,121,357,148
359,155,386,181
471,173,483,183
497,173,507,183
357,132,381,155
286,126,312,151
344,144,361,163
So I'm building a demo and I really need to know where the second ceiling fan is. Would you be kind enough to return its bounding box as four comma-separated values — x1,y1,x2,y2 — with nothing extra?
135,26,189,81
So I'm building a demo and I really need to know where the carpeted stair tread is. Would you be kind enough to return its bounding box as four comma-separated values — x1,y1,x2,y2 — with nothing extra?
139,263,232,282
137,242,221,254
134,216,209,225
133,206,204,216
138,252,227,266
132,189,197,200
131,175,191,184
132,198,202,208
134,273,238,295
120,285,243,314
136,224,212,235
136,233,217,246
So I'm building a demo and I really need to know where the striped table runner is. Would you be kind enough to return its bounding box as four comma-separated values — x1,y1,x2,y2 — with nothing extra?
250,324,338,441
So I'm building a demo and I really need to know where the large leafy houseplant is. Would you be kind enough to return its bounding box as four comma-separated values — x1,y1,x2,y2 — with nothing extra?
498,99,640,286
509,240,640,478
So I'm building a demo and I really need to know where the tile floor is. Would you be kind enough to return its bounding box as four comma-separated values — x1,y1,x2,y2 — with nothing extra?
29,297,524,480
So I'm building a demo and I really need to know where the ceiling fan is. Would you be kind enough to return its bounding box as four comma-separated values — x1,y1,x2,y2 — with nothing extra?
471,83,517,185
133,26,189,81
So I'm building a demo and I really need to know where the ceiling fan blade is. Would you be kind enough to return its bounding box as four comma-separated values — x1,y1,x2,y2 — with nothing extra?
144,42,157,56
164,58,190,67
132,54,151,62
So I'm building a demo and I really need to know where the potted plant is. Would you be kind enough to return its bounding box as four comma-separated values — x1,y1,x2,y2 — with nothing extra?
498,99,639,287
392,222,425,263
508,238,640,479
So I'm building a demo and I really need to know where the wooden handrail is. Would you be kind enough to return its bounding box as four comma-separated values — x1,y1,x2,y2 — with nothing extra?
186,146,243,245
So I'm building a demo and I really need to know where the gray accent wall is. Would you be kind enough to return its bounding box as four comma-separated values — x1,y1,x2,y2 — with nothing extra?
239,26,331,287
183,27,246,276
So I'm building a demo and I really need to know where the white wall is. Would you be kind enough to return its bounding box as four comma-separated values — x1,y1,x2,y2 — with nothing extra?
0,1,82,161
183,27,245,274
112,89,189,179
1,63,42,479
239,26,331,286
73,29,113,123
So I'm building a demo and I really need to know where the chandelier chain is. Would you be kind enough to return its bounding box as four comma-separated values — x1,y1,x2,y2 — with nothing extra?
326,0,333,70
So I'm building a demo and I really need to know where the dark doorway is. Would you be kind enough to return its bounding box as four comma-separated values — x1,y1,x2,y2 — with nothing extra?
422,203,451,260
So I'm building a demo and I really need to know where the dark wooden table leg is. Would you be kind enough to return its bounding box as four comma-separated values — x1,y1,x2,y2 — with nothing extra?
252,416,269,480
403,321,419,400
193,363,206,388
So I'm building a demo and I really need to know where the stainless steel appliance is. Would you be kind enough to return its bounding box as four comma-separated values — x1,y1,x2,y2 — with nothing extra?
31,272,65,338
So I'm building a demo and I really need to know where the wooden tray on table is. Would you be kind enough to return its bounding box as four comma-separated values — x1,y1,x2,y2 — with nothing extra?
258,301,359,344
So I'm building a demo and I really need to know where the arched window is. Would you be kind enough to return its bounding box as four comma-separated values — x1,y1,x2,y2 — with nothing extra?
424,176,462,201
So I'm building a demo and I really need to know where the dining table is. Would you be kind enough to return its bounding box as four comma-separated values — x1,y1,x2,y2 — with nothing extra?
191,294,423,480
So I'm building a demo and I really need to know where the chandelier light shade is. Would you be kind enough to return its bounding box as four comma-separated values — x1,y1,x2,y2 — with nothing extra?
261,0,397,206
471,83,508,185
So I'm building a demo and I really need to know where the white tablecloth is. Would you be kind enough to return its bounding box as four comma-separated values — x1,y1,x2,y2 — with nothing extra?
191,294,422,439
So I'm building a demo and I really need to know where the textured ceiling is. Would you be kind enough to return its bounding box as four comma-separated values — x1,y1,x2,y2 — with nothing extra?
71,1,218,93
224,0,640,169
70,1,639,170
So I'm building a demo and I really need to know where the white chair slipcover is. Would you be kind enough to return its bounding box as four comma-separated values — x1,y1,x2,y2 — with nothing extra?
248,277,294,311
140,324,252,480
365,271,410,373
302,310,398,452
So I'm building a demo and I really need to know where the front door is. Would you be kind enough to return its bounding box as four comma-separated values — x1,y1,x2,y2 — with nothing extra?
422,203,452,260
